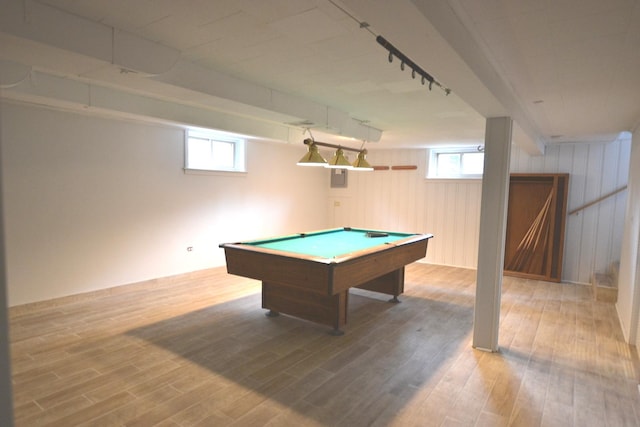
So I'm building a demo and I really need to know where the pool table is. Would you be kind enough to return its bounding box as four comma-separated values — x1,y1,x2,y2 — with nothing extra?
219,227,433,335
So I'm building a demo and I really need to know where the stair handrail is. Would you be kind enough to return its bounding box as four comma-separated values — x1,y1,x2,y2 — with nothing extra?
568,185,628,215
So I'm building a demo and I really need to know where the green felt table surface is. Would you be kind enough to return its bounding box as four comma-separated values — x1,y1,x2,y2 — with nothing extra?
245,228,416,258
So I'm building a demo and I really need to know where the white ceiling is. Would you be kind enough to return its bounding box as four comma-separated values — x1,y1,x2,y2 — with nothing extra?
1,0,639,152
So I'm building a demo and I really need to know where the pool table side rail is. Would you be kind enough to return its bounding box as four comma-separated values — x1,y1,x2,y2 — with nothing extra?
238,227,412,245
329,233,433,264
219,242,334,264
220,232,433,264
237,227,352,247
220,233,433,295
330,237,431,294
220,246,333,294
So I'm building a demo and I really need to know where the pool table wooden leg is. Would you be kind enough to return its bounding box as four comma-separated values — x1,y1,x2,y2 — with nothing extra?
355,267,405,302
262,282,348,335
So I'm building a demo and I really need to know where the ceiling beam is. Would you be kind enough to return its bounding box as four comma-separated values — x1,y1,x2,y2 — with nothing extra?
410,0,546,155
0,0,381,142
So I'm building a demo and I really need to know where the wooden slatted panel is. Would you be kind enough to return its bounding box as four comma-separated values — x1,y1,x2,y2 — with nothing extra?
329,149,482,270
331,137,629,283
511,138,630,283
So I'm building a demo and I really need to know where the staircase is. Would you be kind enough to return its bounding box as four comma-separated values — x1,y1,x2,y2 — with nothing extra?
592,261,619,303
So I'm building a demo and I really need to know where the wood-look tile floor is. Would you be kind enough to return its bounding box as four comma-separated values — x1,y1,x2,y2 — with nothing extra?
9,264,640,426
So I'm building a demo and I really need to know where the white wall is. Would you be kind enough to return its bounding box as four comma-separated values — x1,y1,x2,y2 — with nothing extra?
1,102,329,306
330,135,631,284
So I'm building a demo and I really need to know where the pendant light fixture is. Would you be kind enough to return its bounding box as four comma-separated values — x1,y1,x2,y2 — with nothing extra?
296,138,373,171
352,150,373,171
326,148,353,169
297,139,327,166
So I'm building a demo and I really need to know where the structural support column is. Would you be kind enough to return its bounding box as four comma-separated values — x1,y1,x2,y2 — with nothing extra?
473,117,513,352
0,101,15,425
619,127,640,345
632,127,640,347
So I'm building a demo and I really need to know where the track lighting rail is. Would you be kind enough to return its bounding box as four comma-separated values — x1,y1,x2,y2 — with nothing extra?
376,36,450,94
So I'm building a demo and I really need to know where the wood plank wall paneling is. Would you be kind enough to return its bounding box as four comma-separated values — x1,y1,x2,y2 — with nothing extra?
510,140,630,284
509,139,630,284
330,135,631,284
328,150,482,270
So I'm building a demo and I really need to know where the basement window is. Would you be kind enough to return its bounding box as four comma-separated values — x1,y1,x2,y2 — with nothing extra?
427,146,484,179
185,129,246,173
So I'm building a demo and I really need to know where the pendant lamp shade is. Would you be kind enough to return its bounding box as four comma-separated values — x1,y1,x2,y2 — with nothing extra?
296,138,372,171
326,148,353,169
352,151,373,170
297,142,327,166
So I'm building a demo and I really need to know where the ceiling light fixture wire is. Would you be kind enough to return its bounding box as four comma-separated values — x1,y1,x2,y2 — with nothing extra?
303,127,316,141
326,0,451,95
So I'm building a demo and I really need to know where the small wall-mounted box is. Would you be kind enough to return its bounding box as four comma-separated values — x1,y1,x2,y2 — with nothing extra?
330,169,348,188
